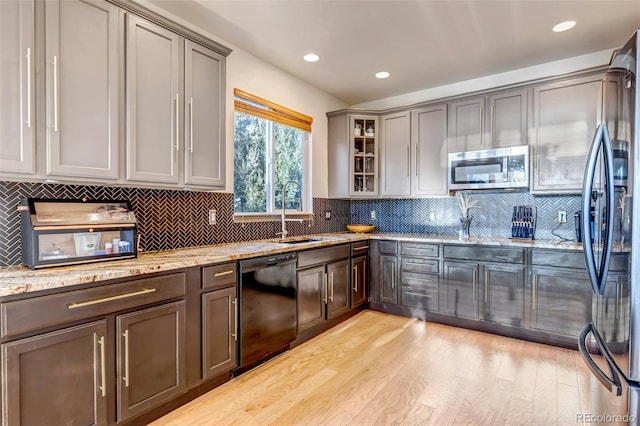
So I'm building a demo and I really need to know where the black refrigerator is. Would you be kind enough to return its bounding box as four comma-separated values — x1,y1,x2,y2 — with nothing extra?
579,29,640,423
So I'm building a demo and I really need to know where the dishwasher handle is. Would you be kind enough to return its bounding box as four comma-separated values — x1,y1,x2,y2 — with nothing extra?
240,253,297,272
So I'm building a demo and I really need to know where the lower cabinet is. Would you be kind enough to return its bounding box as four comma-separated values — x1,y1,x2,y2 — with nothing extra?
379,254,399,304
483,263,525,326
443,260,480,320
529,267,592,338
202,286,237,380
297,245,351,335
400,243,440,312
116,301,187,422
2,321,109,426
351,255,367,309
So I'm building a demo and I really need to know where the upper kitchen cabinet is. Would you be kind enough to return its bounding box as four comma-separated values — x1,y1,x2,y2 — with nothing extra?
45,0,121,180
380,111,410,197
447,88,528,153
125,14,180,185
531,74,602,194
184,40,226,188
0,0,35,175
411,105,448,196
327,112,379,198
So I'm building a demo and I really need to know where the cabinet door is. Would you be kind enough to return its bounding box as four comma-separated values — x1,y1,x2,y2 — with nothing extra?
483,263,525,326
530,267,592,338
411,105,448,196
184,40,225,187
202,287,237,380
351,256,367,309
380,111,410,196
0,0,35,175
44,0,120,179
327,259,350,319
487,88,528,148
2,321,108,426
443,260,479,320
447,96,485,153
379,254,398,304
116,301,186,422
126,14,180,184
297,266,326,333
532,75,602,193
350,115,378,196
327,114,350,198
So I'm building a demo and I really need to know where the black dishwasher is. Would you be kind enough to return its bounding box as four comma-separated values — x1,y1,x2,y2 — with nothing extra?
236,253,297,374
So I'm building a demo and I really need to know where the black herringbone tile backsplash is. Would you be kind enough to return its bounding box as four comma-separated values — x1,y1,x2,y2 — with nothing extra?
0,182,350,267
1,182,584,267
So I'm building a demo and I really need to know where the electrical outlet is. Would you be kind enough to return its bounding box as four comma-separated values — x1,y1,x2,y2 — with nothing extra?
429,210,436,222
370,210,376,220
208,209,217,225
558,210,567,224
325,211,331,220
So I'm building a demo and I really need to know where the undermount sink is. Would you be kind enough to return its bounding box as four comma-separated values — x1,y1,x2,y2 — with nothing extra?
278,238,317,244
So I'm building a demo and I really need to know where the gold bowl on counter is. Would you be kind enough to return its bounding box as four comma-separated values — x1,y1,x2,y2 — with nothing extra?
346,224,376,233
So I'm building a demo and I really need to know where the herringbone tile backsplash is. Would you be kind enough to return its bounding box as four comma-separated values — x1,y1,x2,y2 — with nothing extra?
0,182,350,267
1,181,585,268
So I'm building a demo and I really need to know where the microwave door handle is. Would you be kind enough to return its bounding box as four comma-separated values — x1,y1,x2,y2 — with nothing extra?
582,125,605,295
578,323,622,396
599,125,615,290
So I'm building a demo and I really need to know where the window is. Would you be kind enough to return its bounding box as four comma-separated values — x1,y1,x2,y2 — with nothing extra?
233,89,312,216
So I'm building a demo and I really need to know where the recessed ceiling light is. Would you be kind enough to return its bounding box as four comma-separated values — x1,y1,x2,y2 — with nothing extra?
375,71,390,79
303,53,319,62
553,20,576,33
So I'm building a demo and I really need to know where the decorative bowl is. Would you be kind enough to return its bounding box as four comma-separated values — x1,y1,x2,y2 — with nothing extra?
346,224,376,233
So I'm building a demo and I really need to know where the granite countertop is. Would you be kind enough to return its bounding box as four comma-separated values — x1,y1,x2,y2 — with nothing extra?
0,232,590,298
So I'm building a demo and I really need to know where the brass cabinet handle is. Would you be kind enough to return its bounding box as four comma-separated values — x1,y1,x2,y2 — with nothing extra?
214,270,234,278
330,272,334,302
26,48,32,128
53,55,58,132
98,335,106,397
231,298,238,342
189,97,194,152
323,273,328,304
68,288,156,309
532,275,537,310
123,329,130,387
353,265,358,292
485,271,488,303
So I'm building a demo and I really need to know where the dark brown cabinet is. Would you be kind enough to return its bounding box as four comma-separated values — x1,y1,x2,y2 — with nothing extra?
297,245,351,335
116,301,187,422
1,321,108,426
351,255,367,309
379,255,399,304
202,287,237,380
443,260,480,320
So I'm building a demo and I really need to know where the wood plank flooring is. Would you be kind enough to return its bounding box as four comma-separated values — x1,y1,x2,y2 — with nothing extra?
151,310,594,426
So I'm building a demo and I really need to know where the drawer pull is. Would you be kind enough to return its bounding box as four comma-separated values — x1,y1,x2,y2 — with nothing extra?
123,329,130,387
98,335,106,397
353,246,368,251
405,261,435,267
214,270,234,278
68,288,157,309
405,291,427,297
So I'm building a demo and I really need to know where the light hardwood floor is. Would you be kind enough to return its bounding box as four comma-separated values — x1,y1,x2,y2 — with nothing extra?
151,310,594,425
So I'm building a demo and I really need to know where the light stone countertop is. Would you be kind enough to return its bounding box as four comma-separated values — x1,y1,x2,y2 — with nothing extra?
0,232,592,298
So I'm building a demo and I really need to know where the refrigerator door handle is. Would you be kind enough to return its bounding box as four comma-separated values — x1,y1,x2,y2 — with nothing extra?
581,124,614,295
578,323,622,396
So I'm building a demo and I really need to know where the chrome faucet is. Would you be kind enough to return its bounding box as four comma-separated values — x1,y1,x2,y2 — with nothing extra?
278,180,303,240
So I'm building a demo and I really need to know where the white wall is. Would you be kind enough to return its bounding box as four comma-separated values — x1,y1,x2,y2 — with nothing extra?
138,1,348,198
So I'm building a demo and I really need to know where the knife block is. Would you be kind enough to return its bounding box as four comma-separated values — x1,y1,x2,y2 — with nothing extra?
511,205,536,239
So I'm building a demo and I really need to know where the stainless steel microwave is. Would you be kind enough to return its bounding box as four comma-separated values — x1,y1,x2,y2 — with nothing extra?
448,145,529,190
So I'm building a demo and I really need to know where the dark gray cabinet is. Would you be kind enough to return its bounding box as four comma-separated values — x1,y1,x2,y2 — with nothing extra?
483,263,525,326
379,254,399,304
297,245,351,334
202,286,237,380
1,320,108,426
0,0,35,175
116,301,187,422
443,260,480,320
125,13,180,184
400,243,440,313
351,255,367,309
45,0,121,180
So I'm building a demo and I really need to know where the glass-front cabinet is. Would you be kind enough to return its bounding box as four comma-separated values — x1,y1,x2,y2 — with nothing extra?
350,115,378,196
21,198,138,269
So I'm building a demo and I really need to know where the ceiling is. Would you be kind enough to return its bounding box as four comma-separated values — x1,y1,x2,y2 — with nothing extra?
151,1,640,106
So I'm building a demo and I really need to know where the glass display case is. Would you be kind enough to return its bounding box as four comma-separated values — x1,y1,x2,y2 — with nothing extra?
350,115,378,196
21,198,138,269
